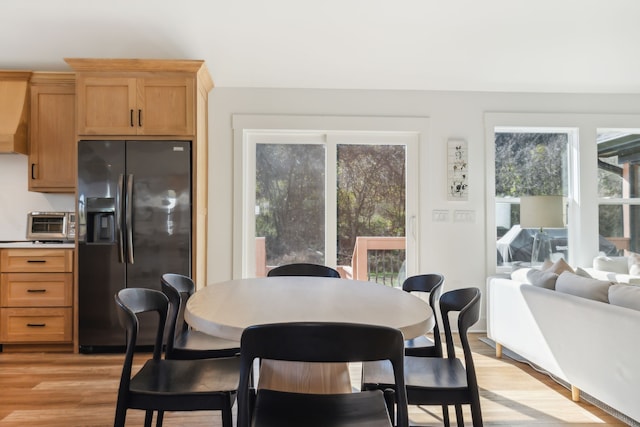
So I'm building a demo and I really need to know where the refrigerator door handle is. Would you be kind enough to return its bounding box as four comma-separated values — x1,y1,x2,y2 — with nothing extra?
116,174,125,263
126,174,135,264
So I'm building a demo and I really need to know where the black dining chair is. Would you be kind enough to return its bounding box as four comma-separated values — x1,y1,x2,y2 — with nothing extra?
401,273,445,357
267,263,341,278
237,322,409,427
361,287,483,427
113,287,240,427
161,273,241,360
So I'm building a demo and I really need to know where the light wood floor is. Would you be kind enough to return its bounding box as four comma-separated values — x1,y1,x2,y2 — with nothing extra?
0,334,629,426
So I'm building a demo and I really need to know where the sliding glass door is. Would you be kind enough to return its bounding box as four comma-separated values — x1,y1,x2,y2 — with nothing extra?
245,130,418,285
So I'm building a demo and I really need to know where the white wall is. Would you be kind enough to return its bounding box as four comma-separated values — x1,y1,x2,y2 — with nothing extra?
0,154,74,240
208,88,640,330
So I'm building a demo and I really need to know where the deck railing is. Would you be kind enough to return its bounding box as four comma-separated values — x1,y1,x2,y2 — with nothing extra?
350,236,405,285
256,236,406,285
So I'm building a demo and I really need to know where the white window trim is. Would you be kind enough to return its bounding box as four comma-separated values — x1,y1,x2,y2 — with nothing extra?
232,114,428,279
485,112,640,275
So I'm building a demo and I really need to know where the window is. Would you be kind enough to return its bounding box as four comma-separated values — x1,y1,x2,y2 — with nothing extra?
494,129,571,267
233,115,425,282
597,130,640,255
486,113,640,273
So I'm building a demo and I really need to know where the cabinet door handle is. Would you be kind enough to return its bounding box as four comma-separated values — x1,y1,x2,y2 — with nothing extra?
27,323,46,328
27,260,46,263
130,109,134,127
27,289,47,293
31,163,36,179
138,109,142,127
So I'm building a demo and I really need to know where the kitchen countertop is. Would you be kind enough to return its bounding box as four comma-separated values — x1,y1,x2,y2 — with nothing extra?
0,241,75,249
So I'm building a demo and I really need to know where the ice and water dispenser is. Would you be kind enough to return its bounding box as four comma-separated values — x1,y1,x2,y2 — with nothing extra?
85,197,116,244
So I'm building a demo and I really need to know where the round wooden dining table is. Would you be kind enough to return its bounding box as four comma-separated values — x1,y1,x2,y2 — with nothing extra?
185,276,434,393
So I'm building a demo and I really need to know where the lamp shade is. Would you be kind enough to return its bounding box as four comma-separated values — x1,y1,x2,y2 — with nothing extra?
520,195,564,228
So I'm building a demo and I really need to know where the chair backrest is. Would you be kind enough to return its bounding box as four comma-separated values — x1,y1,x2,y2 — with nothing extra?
114,288,169,396
439,287,482,390
267,263,341,278
237,322,409,427
402,273,445,355
161,273,195,356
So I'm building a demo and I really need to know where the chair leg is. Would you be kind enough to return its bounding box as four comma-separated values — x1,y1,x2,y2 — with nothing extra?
113,405,126,427
455,404,464,427
383,389,396,425
155,410,164,427
221,395,233,427
442,404,450,427
144,410,154,427
470,397,484,427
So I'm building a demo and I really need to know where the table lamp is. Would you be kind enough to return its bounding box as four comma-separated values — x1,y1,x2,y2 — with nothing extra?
520,195,564,264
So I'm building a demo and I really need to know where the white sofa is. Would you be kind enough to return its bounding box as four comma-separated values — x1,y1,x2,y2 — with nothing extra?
487,260,640,424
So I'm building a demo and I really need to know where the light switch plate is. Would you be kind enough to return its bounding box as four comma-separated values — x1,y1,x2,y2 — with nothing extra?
432,209,449,222
453,210,475,223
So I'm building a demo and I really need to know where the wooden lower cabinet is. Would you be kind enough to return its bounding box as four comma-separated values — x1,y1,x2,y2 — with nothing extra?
0,248,74,352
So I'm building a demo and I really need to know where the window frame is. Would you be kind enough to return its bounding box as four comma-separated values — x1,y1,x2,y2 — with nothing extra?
232,114,427,279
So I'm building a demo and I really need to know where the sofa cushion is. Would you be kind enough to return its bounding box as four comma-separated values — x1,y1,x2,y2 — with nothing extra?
582,267,640,286
555,271,612,302
593,255,629,274
575,267,592,278
608,283,640,311
609,284,640,310
526,269,558,289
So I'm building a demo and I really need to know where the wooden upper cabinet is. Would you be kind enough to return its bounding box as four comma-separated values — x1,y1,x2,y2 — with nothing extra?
29,73,76,193
73,67,196,136
138,77,195,136
76,76,136,135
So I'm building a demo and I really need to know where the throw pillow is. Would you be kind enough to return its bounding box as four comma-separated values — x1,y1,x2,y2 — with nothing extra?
546,258,574,275
608,284,640,311
541,259,554,271
625,250,640,276
555,271,612,303
593,255,629,274
526,269,558,289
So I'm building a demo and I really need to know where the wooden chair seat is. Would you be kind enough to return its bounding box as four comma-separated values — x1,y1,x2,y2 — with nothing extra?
171,330,240,359
128,357,240,409
403,335,438,357
251,389,394,427
362,357,469,398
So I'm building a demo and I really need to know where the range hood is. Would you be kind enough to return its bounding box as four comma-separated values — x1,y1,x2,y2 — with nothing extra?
0,71,31,154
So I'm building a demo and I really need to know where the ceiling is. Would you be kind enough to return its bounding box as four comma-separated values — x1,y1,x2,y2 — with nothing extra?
2,0,640,94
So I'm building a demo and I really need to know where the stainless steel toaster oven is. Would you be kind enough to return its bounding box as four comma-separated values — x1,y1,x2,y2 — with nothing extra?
27,211,76,241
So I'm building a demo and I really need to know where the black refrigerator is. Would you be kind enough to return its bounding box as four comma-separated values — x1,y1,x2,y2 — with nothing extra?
77,140,192,351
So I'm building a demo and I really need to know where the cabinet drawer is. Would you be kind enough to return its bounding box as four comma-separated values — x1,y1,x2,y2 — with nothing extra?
0,308,72,343
1,273,72,307
0,249,73,273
